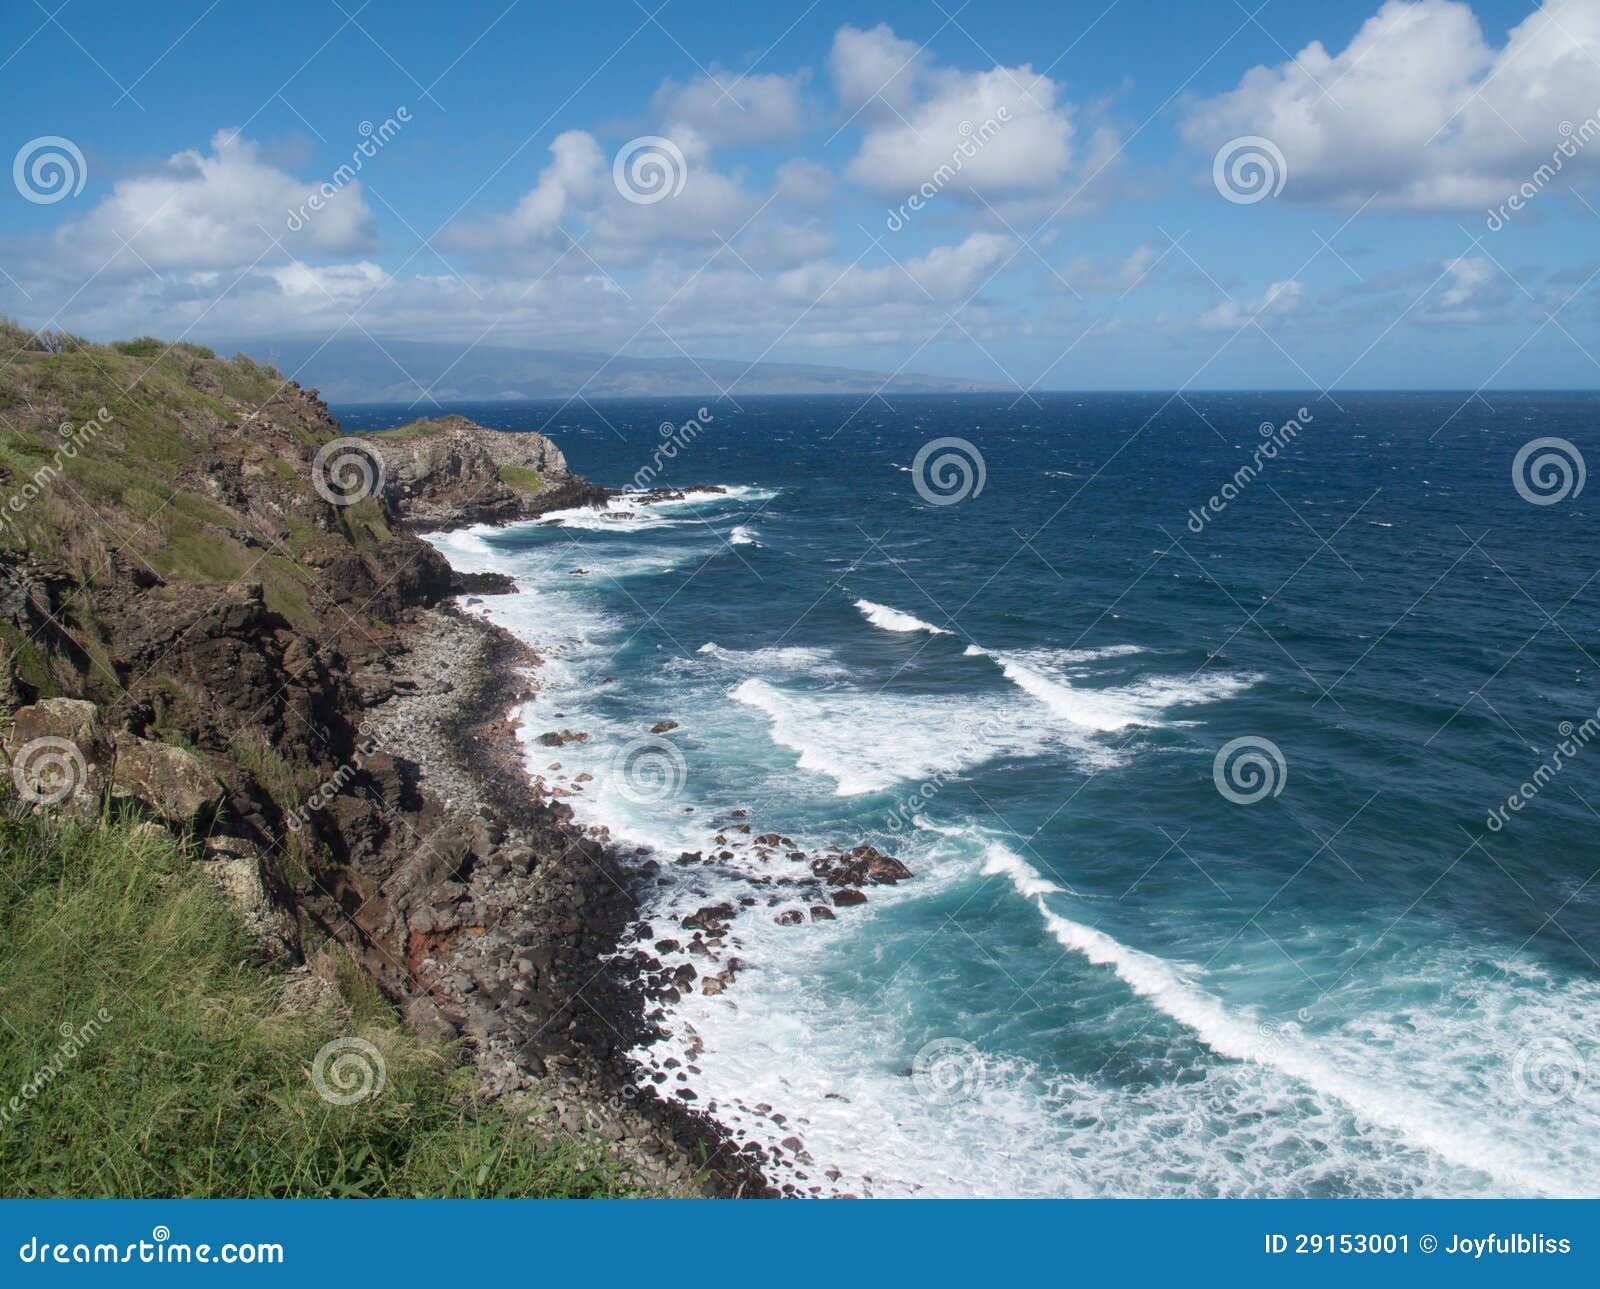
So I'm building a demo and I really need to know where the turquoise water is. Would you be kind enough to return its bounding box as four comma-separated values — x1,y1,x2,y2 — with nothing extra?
342,393,1600,1197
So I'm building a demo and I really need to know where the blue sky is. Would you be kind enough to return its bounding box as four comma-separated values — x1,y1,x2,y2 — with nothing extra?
2,0,1596,389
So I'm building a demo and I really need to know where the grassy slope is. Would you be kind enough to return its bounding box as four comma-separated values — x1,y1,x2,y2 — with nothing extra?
496,464,543,491
0,322,393,644
0,324,643,1198
0,799,636,1197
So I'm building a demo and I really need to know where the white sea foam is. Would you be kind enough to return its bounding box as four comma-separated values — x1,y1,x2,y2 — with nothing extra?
980,842,1587,1198
965,645,1254,731
729,524,760,546
536,496,683,531
981,840,1063,898
729,677,1052,794
853,598,951,636
538,485,775,531
690,642,847,679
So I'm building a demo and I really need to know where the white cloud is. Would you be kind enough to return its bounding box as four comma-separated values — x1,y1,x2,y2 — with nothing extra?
830,23,1085,202
445,130,604,250
59,129,377,273
830,22,926,115
1440,255,1493,308
1420,254,1510,321
1181,0,1600,210
652,69,810,151
774,157,836,207
269,260,389,302
1199,278,1306,330
447,126,762,262
1065,242,1166,293
774,231,1014,307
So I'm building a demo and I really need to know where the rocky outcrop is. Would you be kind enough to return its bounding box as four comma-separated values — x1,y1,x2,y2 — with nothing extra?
368,414,605,528
0,342,758,1196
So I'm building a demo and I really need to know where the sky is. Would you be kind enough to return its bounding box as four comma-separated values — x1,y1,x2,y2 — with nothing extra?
2,0,1597,390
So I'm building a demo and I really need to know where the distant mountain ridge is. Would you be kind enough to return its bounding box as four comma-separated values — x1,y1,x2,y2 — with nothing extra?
220,337,1003,403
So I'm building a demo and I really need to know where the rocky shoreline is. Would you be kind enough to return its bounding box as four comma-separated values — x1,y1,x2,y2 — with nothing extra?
355,600,773,1195
424,494,921,1198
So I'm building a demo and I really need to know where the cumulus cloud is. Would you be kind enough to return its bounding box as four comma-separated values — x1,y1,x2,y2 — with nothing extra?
652,68,810,152
1421,254,1510,321
57,129,377,274
1199,278,1306,330
1181,0,1600,210
1065,242,1167,293
447,130,604,250
446,126,764,262
830,23,1087,204
774,231,1014,307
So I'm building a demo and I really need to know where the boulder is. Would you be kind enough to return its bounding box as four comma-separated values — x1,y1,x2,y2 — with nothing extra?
2,697,111,812
111,737,225,827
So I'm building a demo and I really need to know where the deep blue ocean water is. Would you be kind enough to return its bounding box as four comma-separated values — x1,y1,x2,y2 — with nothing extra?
339,392,1600,1198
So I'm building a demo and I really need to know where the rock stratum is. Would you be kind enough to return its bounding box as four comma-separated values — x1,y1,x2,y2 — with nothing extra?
368,413,603,527
0,327,765,1195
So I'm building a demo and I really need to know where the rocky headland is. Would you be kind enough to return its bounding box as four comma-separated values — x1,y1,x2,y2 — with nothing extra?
0,330,765,1195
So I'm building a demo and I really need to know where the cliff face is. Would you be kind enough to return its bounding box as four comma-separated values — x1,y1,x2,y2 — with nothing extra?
368,414,604,528
0,328,753,1193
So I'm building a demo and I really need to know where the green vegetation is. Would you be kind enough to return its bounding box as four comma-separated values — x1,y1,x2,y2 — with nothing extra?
370,416,458,441
496,464,544,492
0,321,398,630
0,802,638,1198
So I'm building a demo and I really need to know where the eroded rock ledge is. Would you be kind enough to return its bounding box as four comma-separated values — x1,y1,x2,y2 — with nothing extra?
368,414,606,528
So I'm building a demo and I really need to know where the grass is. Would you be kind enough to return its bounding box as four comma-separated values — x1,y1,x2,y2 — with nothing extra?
496,464,544,492
0,802,640,1198
0,323,411,635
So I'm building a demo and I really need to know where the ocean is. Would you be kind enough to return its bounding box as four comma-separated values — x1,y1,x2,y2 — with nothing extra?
338,392,1600,1198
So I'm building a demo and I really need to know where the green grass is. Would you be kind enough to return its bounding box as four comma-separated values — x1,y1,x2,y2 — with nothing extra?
0,803,640,1198
496,464,544,492
369,418,447,442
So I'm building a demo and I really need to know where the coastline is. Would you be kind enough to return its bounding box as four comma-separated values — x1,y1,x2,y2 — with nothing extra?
359,597,772,1196
419,499,925,1199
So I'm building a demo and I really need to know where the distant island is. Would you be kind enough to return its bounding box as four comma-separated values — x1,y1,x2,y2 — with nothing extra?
214,336,1005,404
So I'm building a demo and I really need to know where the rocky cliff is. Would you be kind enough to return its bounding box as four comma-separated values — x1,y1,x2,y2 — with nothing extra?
0,325,758,1195
368,414,604,527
